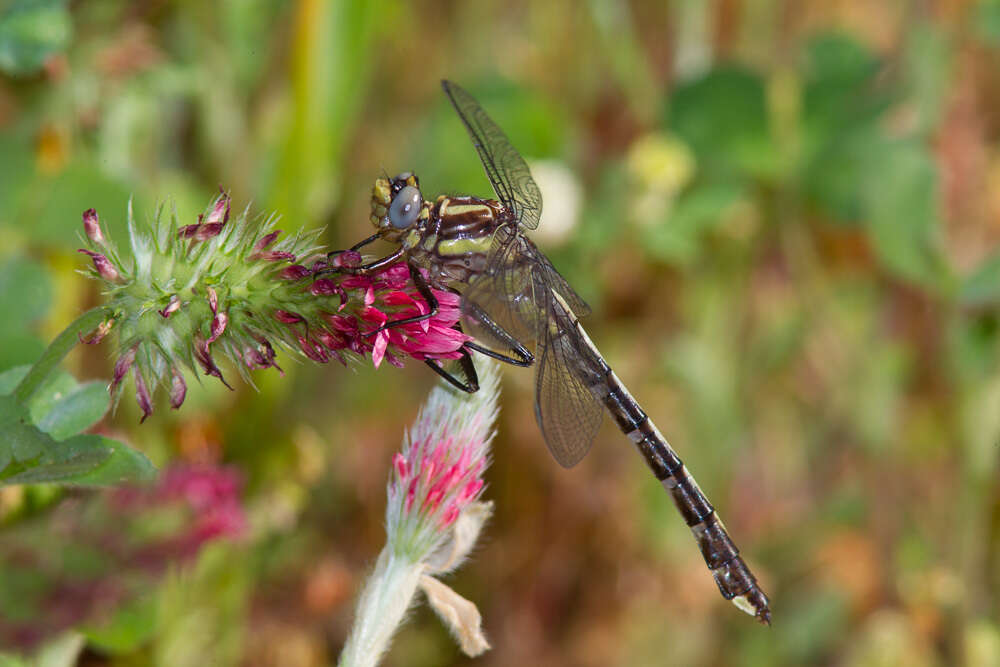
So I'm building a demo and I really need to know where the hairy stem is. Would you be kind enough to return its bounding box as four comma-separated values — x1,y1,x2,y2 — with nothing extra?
338,548,425,667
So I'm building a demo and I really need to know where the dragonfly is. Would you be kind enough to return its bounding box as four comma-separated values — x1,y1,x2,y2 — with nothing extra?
335,80,771,624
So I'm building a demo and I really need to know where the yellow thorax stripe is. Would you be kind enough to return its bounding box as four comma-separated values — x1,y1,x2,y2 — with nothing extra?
440,199,491,217
437,236,492,256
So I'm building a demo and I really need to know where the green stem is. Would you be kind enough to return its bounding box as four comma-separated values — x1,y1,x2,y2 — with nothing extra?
13,307,111,405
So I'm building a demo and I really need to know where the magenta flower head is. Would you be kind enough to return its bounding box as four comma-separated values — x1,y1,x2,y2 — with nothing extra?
386,362,496,559
340,360,500,665
77,192,470,420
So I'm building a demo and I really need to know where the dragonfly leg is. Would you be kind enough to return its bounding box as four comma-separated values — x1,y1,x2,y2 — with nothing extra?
424,349,479,393
465,340,533,366
462,304,534,367
322,245,405,277
364,265,439,338
325,233,381,264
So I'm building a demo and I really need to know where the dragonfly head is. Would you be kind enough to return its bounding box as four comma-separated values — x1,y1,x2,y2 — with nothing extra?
370,172,428,243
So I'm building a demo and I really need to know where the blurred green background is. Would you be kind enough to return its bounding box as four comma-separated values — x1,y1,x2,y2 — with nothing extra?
2,0,1000,665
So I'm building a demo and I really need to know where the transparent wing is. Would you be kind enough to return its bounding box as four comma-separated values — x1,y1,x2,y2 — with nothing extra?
442,80,543,230
460,231,589,356
460,232,602,467
459,230,540,353
533,294,605,467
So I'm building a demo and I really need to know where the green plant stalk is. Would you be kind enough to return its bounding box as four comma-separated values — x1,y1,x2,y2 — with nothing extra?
13,307,110,405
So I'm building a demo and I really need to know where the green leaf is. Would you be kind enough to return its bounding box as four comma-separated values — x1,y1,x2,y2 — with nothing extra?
62,435,156,486
799,32,895,222
666,66,777,180
0,392,110,484
31,379,109,441
0,0,72,76
960,254,1000,306
12,307,107,405
861,141,949,289
0,392,154,487
2,365,110,439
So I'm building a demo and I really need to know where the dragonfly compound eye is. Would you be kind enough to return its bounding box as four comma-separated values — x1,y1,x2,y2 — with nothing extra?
389,185,422,229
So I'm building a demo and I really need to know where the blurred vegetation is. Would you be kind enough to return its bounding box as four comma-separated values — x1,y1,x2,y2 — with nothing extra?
2,0,1000,665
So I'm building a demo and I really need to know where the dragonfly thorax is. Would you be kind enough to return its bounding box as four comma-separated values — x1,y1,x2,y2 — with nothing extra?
370,171,507,286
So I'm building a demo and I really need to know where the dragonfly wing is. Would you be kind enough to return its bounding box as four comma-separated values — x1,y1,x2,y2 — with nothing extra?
460,230,603,467
460,231,542,353
531,242,591,318
442,80,543,230
533,291,604,468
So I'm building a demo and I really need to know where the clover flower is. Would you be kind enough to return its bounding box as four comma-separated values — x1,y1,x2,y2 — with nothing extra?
339,359,500,667
78,193,471,420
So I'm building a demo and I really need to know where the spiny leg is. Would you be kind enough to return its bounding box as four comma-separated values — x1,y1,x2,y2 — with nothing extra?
462,302,534,367
326,233,380,263
364,265,440,337
320,245,404,278
424,348,480,393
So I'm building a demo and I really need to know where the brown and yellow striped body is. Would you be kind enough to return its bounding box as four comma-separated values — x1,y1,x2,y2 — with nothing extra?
408,195,506,286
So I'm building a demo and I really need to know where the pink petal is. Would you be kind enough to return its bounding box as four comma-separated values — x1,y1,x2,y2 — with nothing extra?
280,265,311,281
205,194,230,225
178,222,224,240
194,335,233,389
250,250,296,262
309,278,339,295
80,318,113,345
82,208,105,245
275,310,305,325
111,344,138,391
135,371,153,423
296,334,329,363
329,250,362,268
440,502,460,528
78,249,120,282
254,230,281,251
170,368,187,409
209,312,228,343
459,478,484,503
371,331,388,369
207,286,218,315
159,295,181,318
393,453,409,481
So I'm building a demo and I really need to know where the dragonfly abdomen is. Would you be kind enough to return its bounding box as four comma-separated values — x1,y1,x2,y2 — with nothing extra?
602,370,772,623
558,302,772,624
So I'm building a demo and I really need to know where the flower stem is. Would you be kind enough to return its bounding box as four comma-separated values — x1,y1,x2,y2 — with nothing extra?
13,307,110,404
338,547,425,667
